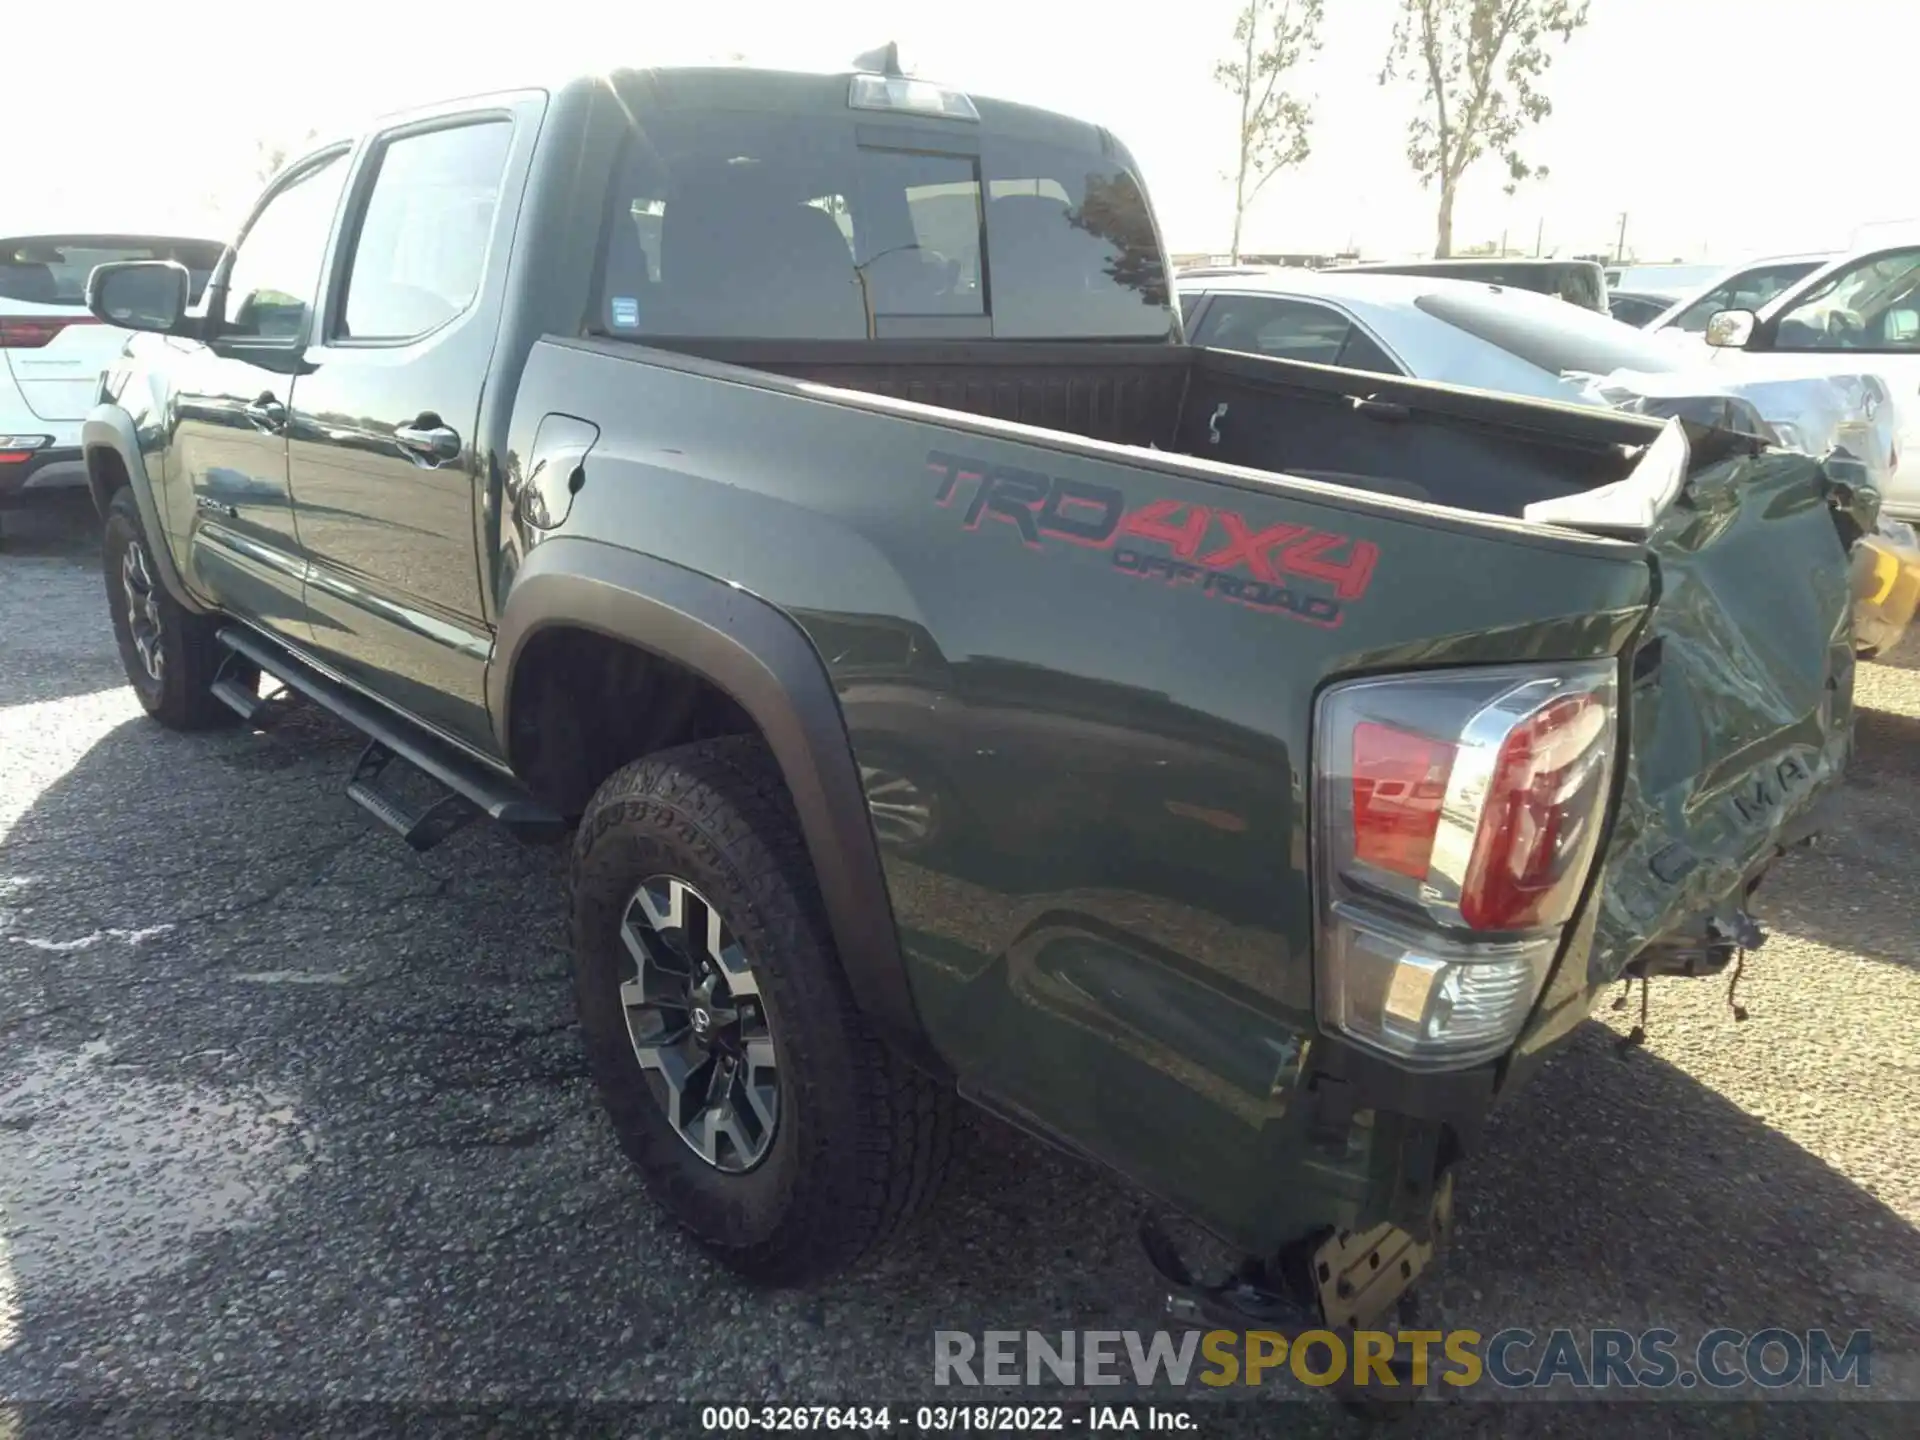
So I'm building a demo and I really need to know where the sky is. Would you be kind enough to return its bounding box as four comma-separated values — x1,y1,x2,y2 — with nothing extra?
5,0,1914,263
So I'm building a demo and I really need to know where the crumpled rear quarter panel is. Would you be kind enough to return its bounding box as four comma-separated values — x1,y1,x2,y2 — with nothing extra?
1520,449,1863,1055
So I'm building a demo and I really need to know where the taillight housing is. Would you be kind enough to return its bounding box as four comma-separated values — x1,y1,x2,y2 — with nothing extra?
0,315,100,348
1313,660,1618,1068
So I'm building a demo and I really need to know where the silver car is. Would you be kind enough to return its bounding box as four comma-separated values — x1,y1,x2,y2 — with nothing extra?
1178,267,1916,656
1176,268,1898,496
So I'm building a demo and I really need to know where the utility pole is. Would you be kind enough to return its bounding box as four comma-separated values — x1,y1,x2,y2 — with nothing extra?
1615,212,1629,264
1534,218,1544,257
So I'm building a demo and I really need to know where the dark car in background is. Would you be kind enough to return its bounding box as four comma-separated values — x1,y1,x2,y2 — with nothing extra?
1327,257,1609,313
1608,290,1675,327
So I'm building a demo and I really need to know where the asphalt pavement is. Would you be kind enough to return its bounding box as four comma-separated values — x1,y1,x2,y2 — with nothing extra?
2,500,1916,1436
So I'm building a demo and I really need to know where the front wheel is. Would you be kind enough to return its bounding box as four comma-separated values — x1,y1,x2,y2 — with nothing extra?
101,487,248,730
570,735,953,1283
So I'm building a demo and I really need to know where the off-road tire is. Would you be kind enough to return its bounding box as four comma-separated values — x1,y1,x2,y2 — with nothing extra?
101,487,246,730
570,734,953,1283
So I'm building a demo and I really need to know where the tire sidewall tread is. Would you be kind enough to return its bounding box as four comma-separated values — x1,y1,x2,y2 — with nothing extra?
570,734,950,1284
101,488,239,731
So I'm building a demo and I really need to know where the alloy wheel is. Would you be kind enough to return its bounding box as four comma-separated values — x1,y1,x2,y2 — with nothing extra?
619,876,779,1173
120,541,165,684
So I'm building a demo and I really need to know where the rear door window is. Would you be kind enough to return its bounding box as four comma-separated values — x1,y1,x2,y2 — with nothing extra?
1196,294,1350,363
336,119,513,342
596,105,1171,342
1194,293,1402,375
1335,324,1402,375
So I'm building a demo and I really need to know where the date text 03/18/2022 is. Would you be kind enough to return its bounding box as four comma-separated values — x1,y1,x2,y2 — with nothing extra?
701,1405,1194,1431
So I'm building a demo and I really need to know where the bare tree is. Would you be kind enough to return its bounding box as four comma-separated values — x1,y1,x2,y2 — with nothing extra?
1071,175,1170,304
1215,0,1324,263
253,129,321,187
1382,0,1590,258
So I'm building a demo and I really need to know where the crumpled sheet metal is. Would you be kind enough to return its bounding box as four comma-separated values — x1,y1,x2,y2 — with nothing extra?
1574,365,1899,494
1581,448,1862,987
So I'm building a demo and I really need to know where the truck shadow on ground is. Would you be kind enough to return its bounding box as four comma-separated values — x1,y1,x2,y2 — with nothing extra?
0,691,1915,1417
0,496,97,557
0,502,127,709
5,655,131,711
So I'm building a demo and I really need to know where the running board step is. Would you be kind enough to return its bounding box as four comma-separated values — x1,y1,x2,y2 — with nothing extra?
214,625,567,846
347,740,478,851
209,647,266,722
210,677,265,722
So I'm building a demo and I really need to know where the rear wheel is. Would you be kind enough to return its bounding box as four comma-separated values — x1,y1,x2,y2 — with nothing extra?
102,487,249,730
570,735,953,1283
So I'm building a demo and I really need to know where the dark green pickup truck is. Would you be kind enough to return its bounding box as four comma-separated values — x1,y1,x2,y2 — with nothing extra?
79,53,1861,1333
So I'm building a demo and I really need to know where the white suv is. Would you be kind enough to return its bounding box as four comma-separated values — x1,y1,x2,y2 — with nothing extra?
1699,241,1920,520
2,233,222,508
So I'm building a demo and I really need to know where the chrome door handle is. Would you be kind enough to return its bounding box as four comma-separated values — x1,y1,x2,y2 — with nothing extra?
243,394,286,429
394,419,461,465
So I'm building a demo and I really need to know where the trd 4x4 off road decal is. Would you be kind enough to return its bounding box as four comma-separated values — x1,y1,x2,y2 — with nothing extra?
925,449,1377,629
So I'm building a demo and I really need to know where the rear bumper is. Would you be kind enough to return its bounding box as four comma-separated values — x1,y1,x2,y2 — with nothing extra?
0,445,87,503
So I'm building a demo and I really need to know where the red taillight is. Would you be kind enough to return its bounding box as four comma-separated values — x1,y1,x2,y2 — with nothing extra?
1351,722,1455,879
1313,662,1618,1068
0,315,100,348
1459,693,1611,930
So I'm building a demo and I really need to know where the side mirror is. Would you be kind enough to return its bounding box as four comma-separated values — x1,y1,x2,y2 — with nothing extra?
1704,308,1757,349
86,260,191,335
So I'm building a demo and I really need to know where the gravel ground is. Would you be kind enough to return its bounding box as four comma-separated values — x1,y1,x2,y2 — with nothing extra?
1,500,1917,1436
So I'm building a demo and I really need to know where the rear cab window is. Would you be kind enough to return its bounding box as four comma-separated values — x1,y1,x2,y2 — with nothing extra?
594,74,1174,342
1,235,226,307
